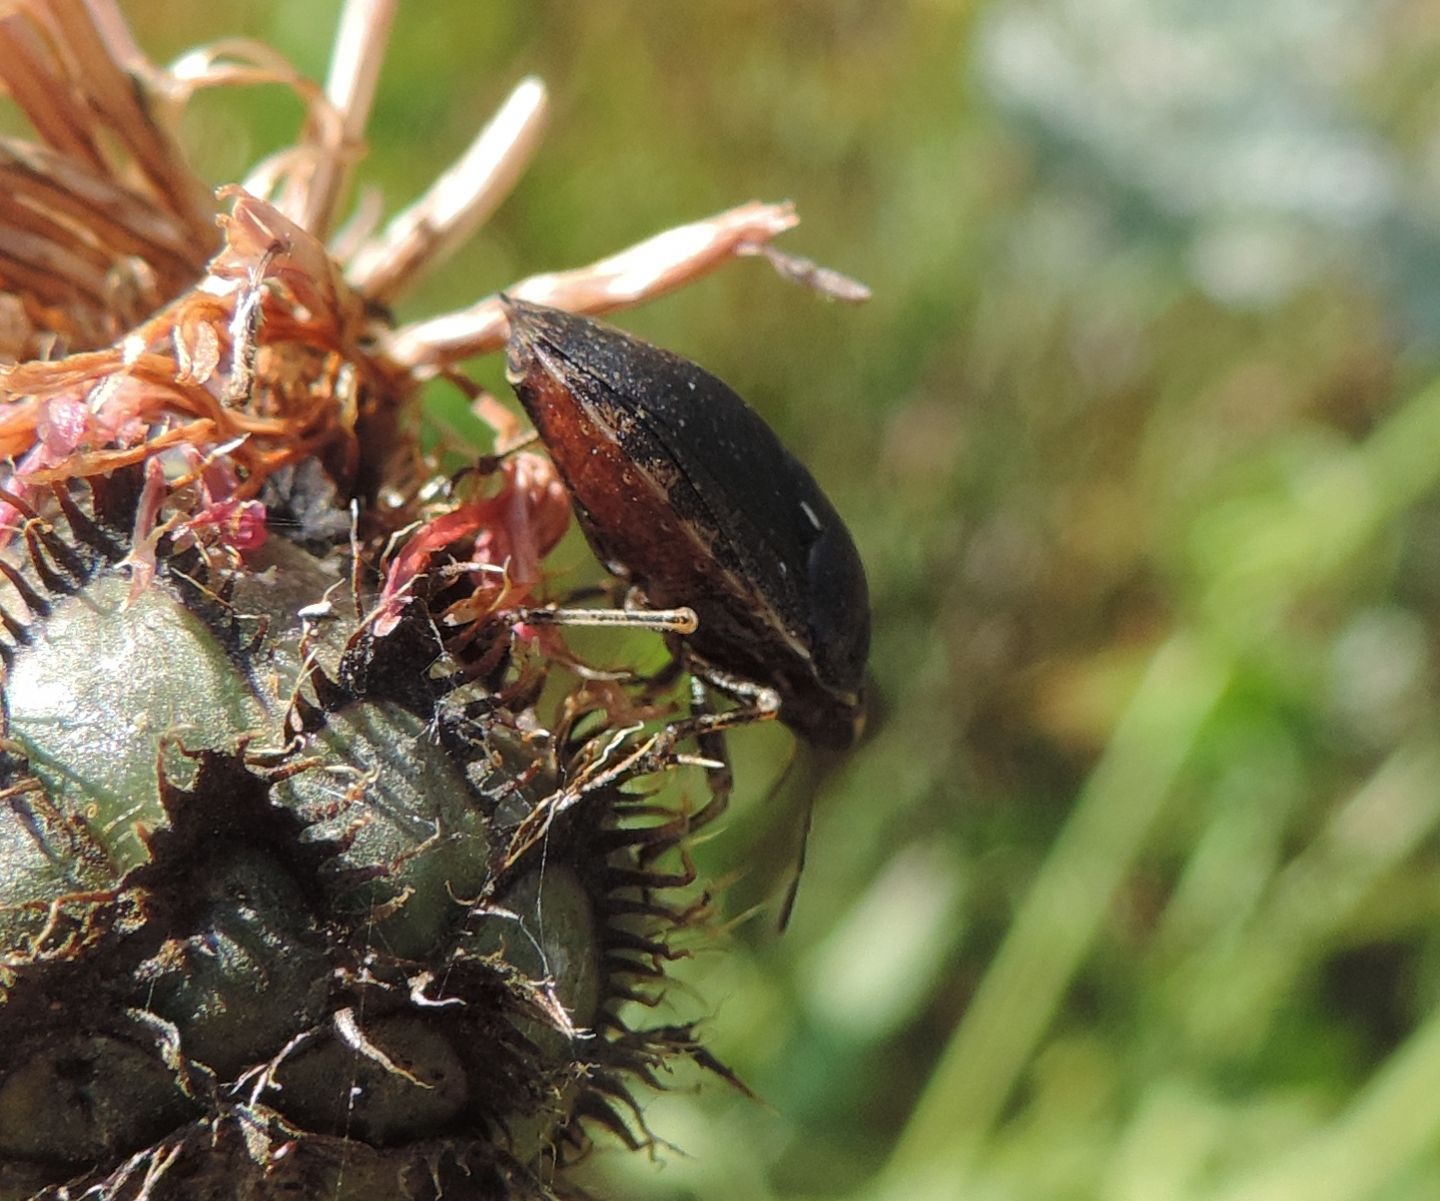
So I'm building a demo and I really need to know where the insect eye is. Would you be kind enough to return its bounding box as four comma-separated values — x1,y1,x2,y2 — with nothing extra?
804,519,870,692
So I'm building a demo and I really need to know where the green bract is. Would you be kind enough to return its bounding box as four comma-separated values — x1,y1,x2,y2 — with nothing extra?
0,481,696,1201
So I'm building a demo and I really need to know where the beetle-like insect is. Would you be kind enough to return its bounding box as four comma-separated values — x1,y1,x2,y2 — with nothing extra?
502,298,870,750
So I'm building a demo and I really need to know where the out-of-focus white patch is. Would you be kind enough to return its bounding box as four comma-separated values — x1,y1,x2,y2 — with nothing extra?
802,843,967,1039
977,0,1398,309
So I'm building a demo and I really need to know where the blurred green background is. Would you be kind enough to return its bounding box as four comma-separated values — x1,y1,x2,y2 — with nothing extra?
123,2,1440,1198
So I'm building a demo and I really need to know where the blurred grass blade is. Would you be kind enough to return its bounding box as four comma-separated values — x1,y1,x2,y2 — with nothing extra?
1171,740,1440,1056
874,372,1440,1200
1209,1002,1440,1201
872,632,1232,1199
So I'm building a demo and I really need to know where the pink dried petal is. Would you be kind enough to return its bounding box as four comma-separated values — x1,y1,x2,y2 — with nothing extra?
90,377,157,444
37,395,90,455
120,455,168,600
371,455,572,639
372,502,489,636
184,496,267,552
496,451,570,588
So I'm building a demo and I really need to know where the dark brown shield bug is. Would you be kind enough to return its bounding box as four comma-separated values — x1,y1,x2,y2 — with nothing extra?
501,298,870,750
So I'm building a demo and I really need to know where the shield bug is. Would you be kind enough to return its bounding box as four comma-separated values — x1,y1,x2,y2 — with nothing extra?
501,297,870,750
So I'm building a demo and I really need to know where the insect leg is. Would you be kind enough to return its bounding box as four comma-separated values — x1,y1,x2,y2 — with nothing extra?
512,604,698,635
500,671,777,874
683,674,734,838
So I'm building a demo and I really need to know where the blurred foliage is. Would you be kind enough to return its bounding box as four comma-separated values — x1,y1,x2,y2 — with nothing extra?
117,1,1440,1198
